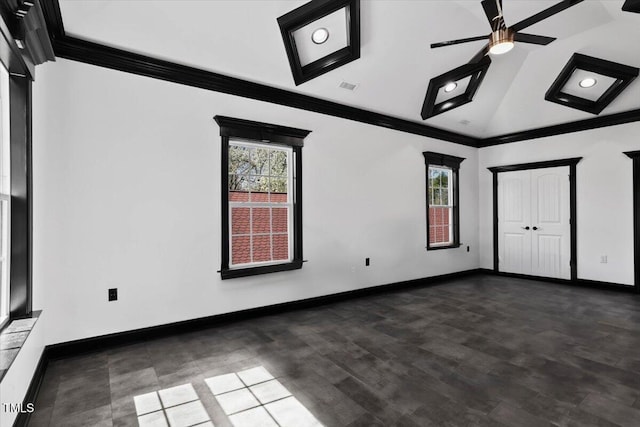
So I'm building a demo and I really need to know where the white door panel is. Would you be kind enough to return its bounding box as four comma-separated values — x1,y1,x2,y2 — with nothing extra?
498,166,570,279
498,171,531,275
503,233,530,274
530,167,571,279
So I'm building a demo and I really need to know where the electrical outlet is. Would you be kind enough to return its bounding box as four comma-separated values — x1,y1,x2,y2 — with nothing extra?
365,257,370,266
600,255,608,264
108,288,118,301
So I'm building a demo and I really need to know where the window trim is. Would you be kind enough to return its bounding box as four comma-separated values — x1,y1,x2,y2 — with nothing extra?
0,64,10,329
215,116,310,280
423,151,465,251
0,16,34,333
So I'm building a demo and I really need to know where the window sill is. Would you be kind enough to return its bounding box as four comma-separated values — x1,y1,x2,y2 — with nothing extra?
0,311,41,382
221,260,303,280
426,243,462,251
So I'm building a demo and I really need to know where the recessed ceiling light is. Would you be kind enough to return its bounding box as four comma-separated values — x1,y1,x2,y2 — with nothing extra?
444,82,457,93
311,28,329,45
578,77,597,88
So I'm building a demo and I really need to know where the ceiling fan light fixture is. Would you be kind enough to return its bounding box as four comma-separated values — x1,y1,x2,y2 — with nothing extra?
579,77,597,88
489,29,515,55
444,82,457,92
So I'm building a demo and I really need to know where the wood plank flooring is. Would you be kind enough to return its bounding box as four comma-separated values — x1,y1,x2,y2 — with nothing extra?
28,274,640,426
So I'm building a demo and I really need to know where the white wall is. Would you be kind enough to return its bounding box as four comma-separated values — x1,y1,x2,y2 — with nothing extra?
32,59,479,345
478,124,640,285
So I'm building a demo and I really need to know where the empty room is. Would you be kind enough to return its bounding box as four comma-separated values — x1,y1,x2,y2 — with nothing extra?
1,0,640,426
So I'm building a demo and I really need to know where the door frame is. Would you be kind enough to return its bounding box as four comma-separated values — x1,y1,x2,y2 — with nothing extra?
488,157,582,281
624,151,640,293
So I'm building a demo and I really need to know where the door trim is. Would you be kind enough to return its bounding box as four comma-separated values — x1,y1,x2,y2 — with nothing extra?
624,151,640,293
488,158,582,281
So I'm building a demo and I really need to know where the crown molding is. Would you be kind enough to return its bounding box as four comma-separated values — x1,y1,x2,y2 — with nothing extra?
39,0,476,147
40,0,640,148
479,108,640,147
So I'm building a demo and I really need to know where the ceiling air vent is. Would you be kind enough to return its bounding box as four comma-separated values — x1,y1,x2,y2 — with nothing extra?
339,81,358,91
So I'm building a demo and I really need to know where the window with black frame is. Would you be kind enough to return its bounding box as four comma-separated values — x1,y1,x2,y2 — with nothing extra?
423,152,464,250
215,116,310,279
0,63,9,328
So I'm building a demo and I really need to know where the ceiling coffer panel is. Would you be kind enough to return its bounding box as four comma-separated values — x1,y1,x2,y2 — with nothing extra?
622,0,640,13
545,53,639,115
277,0,360,86
421,56,491,120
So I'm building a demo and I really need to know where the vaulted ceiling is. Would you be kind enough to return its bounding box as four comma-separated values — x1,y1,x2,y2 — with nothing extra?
57,0,640,138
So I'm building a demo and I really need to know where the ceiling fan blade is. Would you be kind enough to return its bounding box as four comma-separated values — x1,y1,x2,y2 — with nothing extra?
469,43,490,64
481,0,502,31
430,35,488,49
510,0,584,32
514,33,556,45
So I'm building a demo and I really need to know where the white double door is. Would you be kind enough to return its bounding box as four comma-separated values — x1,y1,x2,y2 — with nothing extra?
498,166,571,279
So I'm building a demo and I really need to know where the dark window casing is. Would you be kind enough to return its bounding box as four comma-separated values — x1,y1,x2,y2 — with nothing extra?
215,116,310,280
423,152,465,250
0,6,37,330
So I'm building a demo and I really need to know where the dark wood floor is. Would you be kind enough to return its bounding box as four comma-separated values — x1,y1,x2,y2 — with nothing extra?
28,274,640,426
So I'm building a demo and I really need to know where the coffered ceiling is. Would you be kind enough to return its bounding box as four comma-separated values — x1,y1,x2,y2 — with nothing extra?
57,0,640,138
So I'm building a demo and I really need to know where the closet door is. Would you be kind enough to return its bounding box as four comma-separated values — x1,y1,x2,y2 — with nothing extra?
498,170,532,275
530,167,571,279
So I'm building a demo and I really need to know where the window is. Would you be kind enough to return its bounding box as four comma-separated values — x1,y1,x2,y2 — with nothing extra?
0,64,10,327
228,142,292,266
215,116,310,279
423,152,464,250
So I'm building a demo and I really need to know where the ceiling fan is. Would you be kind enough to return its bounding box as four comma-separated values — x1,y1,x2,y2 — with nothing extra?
431,0,584,62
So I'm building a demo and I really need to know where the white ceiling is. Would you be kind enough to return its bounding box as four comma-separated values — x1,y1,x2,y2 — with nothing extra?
58,0,640,138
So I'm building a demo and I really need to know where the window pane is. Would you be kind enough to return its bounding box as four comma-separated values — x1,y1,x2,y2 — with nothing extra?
248,175,269,202
441,188,449,206
231,236,251,265
250,148,270,176
229,145,251,175
271,207,288,233
251,208,271,234
252,235,271,263
229,189,249,202
429,168,438,183
272,234,289,261
433,189,442,206
441,171,449,189
269,150,287,177
231,207,250,235
269,177,287,203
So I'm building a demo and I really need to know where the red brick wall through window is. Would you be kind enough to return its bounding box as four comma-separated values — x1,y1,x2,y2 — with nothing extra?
230,191,289,265
429,206,451,245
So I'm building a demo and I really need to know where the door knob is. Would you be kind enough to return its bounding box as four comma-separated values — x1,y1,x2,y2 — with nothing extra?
522,226,530,230
532,226,539,231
